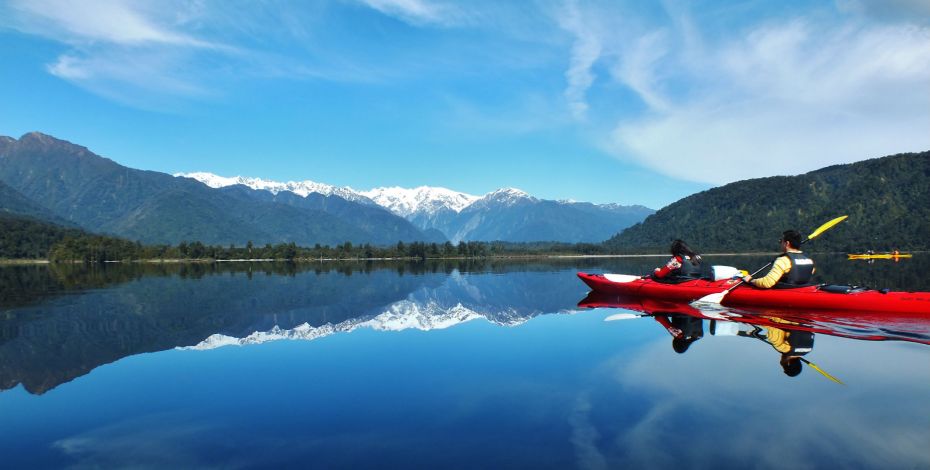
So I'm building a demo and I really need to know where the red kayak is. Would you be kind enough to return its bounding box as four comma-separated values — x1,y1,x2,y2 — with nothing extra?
577,272,930,314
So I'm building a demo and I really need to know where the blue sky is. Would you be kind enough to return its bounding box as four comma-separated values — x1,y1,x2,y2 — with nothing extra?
0,0,928,209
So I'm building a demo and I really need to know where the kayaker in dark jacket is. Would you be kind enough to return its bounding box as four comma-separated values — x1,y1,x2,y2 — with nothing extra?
743,230,815,288
653,239,703,280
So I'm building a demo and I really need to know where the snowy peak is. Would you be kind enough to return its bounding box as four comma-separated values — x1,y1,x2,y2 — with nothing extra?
360,186,479,217
468,187,536,210
175,172,372,204
484,187,533,201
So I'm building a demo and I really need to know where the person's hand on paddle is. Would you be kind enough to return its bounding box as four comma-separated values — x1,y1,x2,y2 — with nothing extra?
742,275,752,283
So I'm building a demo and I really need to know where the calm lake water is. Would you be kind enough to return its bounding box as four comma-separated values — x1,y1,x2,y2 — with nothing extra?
1,254,928,469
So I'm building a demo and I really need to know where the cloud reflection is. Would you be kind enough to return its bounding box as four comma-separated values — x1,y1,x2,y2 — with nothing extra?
591,332,930,468
52,413,230,469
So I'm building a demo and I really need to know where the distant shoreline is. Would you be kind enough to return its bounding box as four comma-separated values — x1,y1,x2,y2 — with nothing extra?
0,251,874,266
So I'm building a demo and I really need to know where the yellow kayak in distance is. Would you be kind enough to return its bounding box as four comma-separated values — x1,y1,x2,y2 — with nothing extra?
847,253,913,260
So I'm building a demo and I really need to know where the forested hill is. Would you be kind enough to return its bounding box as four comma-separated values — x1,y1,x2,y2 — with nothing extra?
605,151,930,253
0,179,70,225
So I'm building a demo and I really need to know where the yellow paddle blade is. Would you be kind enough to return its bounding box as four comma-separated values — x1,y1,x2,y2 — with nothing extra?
807,215,848,241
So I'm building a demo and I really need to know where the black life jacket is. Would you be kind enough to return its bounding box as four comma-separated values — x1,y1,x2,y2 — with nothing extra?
786,329,814,356
774,252,814,287
675,255,703,279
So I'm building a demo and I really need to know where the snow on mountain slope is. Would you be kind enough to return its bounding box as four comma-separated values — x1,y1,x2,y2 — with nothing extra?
179,300,527,350
360,186,479,217
175,172,373,204
465,187,536,211
173,173,648,242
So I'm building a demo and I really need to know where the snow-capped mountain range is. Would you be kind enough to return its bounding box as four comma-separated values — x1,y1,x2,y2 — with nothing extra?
1,131,652,247
176,171,524,217
175,171,654,243
360,186,480,217
177,171,373,205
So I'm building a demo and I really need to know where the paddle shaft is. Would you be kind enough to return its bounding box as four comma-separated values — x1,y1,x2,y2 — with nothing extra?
747,333,845,385
800,357,845,385
723,262,774,294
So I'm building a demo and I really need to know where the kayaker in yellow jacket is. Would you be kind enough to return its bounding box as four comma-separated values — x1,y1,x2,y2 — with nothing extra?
742,230,815,288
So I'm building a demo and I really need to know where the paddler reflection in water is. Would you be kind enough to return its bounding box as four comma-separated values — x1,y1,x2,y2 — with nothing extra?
742,320,814,377
743,230,815,288
653,314,704,353
652,239,704,282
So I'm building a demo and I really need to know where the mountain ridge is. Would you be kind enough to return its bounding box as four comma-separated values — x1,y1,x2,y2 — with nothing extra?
605,151,930,252
180,172,654,243
0,132,435,246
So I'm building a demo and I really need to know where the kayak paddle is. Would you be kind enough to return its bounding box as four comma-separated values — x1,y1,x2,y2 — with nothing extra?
746,333,846,385
800,357,845,385
692,215,849,305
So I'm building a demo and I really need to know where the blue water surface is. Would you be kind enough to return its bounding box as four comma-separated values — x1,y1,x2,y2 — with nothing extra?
1,256,928,469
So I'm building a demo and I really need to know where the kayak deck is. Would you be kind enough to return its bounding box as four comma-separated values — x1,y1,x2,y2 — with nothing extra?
577,272,930,314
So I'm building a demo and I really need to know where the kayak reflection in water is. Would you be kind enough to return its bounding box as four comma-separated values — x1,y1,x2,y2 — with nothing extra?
742,229,816,288
653,313,704,354
652,239,704,282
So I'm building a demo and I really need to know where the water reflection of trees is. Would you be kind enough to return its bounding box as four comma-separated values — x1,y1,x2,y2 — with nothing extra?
3,254,926,313
0,259,597,395
0,257,657,308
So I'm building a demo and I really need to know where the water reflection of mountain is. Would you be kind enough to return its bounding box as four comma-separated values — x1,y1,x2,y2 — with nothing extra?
0,262,585,394
187,269,582,349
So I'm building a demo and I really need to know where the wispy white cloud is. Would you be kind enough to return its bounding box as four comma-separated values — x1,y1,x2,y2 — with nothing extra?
358,0,459,26
1,0,237,109
556,0,603,120
591,6,930,184
0,0,490,109
8,0,215,48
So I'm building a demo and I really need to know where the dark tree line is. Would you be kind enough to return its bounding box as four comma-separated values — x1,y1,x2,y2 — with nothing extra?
0,214,85,259
41,236,612,263
2,210,613,263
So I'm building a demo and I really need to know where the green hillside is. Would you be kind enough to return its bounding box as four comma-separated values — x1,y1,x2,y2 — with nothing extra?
0,132,436,246
605,151,930,253
0,213,86,259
